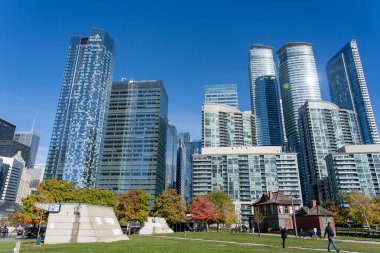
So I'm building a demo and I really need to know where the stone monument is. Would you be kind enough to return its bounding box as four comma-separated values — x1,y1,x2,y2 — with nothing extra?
139,217,174,235
35,203,129,244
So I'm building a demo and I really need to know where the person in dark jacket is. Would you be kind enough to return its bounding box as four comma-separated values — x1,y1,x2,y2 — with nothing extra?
324,222,340,252
280,226,287,248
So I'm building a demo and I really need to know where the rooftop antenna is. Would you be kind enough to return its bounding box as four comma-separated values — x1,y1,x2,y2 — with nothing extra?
31,118,35,132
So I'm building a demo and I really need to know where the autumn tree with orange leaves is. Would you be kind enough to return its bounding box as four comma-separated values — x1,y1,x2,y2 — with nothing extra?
189,195,218,231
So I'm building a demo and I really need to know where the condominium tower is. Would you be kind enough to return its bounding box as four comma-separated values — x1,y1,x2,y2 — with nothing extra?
326,145,380,201
326,39,379,144
249,45,283,146
97,80,168,201
202,103,256,148
44,28,115,187
277,42,322,203
298,100,361,202
192,146,302,222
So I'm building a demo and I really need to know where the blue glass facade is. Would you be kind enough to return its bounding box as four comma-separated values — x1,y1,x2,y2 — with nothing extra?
255,76,283,146
277,43,322,205
44,28,115,187
204,84,238,108
165,123,178,190
326,39,379,144
96,80,168,201
249,45,284,146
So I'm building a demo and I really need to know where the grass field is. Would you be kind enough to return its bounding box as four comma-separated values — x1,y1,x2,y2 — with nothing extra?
0,232,379,253
164,232,380,253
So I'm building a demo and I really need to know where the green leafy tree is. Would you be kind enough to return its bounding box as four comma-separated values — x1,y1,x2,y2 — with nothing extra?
14,179,118,226
116,189,150,225
343,191,380,226
152,189,186,226
253,210,264,236
373,194,380,204
15,179,76,226
207,191,237,231
72,188,117,208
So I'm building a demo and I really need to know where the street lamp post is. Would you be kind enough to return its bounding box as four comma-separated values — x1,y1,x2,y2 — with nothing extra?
291,193,298,238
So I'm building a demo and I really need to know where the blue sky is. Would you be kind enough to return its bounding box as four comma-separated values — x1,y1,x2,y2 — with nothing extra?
1,0,379,164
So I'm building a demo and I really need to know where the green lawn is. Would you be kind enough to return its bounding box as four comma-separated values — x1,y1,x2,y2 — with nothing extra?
164,232,380,253
0,241,16,253
0,235,316,253
0,233,379,253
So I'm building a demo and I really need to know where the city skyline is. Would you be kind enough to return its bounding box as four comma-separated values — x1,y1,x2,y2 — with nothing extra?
1,1,380,164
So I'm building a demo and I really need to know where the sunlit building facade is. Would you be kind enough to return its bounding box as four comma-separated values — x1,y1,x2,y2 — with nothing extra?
326,39,379,144
204,84,238,108
44,28,115,187
277,42,322,204
192,146,302,222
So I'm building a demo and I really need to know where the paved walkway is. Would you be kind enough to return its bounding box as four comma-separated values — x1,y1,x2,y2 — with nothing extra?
154,235,365,253
257,232,380,245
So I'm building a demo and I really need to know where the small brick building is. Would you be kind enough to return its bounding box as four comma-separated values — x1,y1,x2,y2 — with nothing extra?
295,200,335,236
251,191,301,232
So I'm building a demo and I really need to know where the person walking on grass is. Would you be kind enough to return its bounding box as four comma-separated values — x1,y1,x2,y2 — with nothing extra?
324,222,340,252
280,226,287,248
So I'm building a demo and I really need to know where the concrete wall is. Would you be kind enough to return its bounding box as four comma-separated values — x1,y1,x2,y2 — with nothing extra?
36,203,128,244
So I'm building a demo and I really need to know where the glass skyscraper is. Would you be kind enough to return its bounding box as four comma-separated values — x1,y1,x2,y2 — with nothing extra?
44,28,115,187
204,84,238,108
14,131,40,168
165,123,178,190
277,42,322,204
249,45,284,146
97,80,168,201
326,39,379,144
298,100,361,202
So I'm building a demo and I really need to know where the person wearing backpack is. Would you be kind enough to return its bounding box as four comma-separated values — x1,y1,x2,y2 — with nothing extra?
323,222,340,252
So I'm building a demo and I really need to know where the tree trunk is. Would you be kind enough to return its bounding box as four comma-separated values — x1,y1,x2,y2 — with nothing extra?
258,223,261,237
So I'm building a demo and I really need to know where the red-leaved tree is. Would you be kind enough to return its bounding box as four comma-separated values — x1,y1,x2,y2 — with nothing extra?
189,195,218,231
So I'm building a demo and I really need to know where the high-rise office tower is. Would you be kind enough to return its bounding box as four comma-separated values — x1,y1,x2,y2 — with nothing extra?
177,132,192,203
326,39,379,144
165,123,178,190
204,84,238,108
176,138,187,198
44,28,115,187
0,119,16,141
249,45,284,146
0,152,25,202
97,80,168,201
277,42,322,204
14,131,40,168
298,100,361,202
255,76,284,146
0,119,31,167
202,103,256,148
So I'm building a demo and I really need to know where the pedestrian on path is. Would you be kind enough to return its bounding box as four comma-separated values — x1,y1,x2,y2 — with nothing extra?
280,226,287,248
323,222,340,252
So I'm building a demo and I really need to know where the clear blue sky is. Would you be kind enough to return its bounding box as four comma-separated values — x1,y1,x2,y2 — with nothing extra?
1,0,379,164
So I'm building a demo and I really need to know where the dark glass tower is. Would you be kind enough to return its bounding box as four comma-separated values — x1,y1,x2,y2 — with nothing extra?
97,80,168,201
